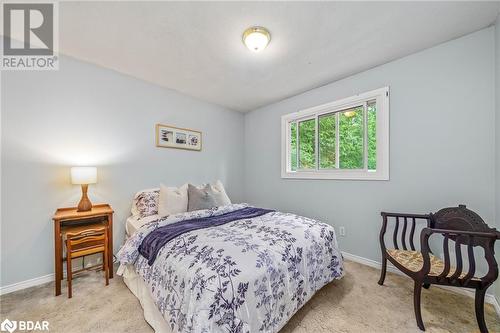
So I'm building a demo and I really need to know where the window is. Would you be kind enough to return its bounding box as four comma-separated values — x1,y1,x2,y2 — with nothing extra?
281,87,389,180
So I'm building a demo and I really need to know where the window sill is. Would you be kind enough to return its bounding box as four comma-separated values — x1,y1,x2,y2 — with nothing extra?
281,170,389,180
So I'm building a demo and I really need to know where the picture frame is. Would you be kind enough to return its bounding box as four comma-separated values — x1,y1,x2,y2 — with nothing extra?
155,124,202,151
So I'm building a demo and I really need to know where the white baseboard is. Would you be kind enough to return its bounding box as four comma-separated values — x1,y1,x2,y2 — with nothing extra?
0,255,104,296
0,273,54,296
341,251,500,318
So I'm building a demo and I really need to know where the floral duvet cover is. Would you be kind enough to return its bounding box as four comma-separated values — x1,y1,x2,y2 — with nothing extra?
117,203,344,333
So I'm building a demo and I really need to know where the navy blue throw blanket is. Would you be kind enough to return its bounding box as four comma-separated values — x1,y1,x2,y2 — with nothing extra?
139,207,273,265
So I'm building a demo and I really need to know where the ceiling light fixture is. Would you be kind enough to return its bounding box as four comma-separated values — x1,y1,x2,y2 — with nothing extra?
242,26,271,52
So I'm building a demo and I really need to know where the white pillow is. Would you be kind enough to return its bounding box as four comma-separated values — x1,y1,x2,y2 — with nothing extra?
158,183,188,217
211,180,231,206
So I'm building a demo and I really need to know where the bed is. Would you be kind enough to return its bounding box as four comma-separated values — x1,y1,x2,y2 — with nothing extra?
117,201,344,333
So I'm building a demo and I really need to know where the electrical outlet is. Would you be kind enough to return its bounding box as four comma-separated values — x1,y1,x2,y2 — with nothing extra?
339,226,346,237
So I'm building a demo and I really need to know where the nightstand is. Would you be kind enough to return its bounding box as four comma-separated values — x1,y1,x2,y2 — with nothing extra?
52,204,114,296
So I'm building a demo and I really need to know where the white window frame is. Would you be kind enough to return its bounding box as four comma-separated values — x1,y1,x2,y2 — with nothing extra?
281,87,389,180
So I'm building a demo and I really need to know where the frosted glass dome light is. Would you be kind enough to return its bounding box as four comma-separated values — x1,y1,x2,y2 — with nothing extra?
242,26,271,52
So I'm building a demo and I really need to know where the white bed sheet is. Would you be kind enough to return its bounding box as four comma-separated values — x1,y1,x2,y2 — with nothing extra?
126,215,160,237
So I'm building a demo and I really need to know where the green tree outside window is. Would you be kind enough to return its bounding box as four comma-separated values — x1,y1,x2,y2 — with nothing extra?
290,101,377,171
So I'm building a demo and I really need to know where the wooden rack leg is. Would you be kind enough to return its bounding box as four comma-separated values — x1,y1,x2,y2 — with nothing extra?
67,253,72,298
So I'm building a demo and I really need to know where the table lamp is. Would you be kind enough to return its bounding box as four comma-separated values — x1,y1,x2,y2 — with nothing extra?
71,167,97,212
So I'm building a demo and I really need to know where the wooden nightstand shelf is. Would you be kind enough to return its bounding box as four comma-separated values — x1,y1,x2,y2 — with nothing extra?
52,204,114,296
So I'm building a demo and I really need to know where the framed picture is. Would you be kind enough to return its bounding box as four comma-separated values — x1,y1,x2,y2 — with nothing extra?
156,124,202,151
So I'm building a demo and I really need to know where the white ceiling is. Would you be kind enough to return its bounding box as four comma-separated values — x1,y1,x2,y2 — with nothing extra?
57,1,500,112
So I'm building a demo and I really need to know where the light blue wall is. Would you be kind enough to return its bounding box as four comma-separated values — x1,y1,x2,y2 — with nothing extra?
244,28,496,266
1,56,245,287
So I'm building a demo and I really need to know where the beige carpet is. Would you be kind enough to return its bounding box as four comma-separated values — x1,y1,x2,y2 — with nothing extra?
1,260,498,333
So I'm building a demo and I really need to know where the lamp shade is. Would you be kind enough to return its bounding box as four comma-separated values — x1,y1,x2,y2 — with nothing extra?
71,167,97,185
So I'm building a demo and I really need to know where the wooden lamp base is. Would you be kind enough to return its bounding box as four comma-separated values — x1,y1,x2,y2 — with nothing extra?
77,184,93,212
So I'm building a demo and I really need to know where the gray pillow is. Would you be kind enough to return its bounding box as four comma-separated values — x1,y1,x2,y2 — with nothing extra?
187,184,225,212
